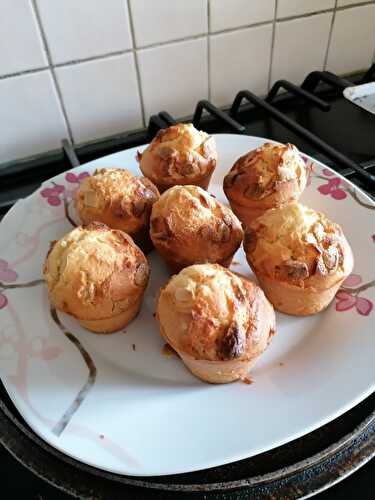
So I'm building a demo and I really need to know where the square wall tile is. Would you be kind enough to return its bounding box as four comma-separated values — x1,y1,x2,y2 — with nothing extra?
0,72,68,163
0,0,47,76
210,25,272,106
130,0,207,48
271,13,332,85
326,5,375,74
36,0,132,64
56,54,142,144
210,0,274,32
138,38,208,121
277,0,334,18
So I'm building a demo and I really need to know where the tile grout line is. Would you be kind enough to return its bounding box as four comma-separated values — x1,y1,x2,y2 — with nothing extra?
209,19,273,36
54,49,133,68
323,0,338,71
0,66,49,81
137,32,208,51
337,0,375,10
207,0,211,101
30,0,75,145
276,0,375,23
126,0,146,128
267,0,278,91
276,7,334,22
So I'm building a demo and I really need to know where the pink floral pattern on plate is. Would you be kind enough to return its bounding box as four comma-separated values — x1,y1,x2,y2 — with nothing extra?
40,184,66,206
0,259,18,310
335,274,374,316
40,172,90,206
65,172,90,184
313,166,375,245
0,329,62,365
318,177,347,200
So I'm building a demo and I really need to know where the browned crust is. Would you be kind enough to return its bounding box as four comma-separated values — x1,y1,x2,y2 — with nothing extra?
75,168,160,252
44,223,150,333
223,143,308,226
162,253,234,275
78,298,142,333
150,186,244,271
254,273,347,316
156,264,276,384
243,205,354,314
137,124,217,192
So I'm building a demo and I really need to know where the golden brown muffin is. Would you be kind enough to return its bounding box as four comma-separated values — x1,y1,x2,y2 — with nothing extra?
244,203,354,316
223,142,309,226
43,222,149,333
136,123,217,193
150,185,243,273
75,168,159,253
157,264,275,383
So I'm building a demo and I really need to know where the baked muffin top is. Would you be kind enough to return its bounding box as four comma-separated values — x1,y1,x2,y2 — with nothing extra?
244,203,353,285
44,222,149,320
150,185,243,264
137,123,217,181
224,142,307,202
157,264,275,361
75,168,159,233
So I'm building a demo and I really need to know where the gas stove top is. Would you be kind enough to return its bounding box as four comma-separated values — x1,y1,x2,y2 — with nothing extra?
0,66,374,499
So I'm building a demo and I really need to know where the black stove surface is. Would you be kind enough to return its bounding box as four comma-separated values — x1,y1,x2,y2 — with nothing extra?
2,445,373,499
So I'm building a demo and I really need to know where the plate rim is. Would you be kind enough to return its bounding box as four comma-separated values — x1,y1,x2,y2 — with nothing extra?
0,133,374,476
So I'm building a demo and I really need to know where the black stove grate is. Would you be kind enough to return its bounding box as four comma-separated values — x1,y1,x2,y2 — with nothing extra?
1,68,375,219
43,69,375,196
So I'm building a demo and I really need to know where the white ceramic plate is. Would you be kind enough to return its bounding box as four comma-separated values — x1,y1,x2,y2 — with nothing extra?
0,134,374,477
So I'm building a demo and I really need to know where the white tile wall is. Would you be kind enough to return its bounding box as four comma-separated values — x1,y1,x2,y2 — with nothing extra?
326,4,375,74
210,0,274,32
1,0,375,163
138,38,208,121
277,0,335,18
0,0,47,76
0,71,68,163
56,54,142,144
36,0,132,64
210,25,272,106
130,0,207,47
271,13,333,85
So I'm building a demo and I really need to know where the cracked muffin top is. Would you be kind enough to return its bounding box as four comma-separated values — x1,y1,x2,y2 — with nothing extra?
157,264,275,362
137,123,217,190
244,203,353,288
43,222,149,321
150,185,243,266
224,142,308,204
75,168,159,234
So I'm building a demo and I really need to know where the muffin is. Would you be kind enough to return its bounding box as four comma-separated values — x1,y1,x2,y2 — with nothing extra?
136,123,217,193
156,264,275,384
75,168,159,253
243,203,354,316
150,185,243,273
43,222,149,333
223,142,309,226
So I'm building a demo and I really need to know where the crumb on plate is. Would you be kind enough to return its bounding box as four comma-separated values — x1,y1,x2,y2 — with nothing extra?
162,343,177,358
242,377,253,385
